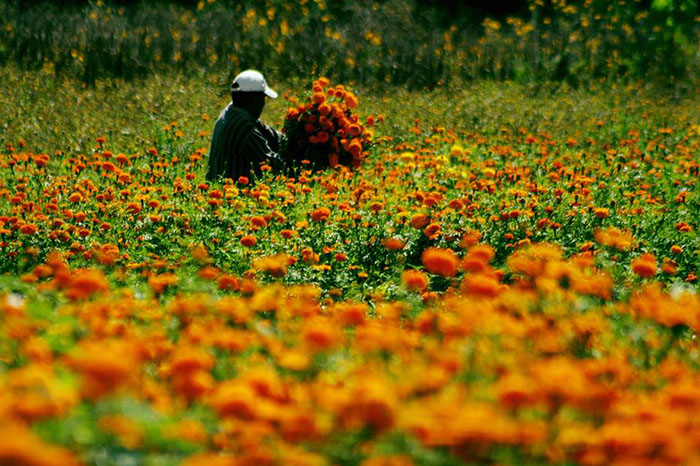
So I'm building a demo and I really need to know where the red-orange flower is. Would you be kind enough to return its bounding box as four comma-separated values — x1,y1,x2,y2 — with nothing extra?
240,235,257,247
0,424,80,466
62,268,109,300
631,253,657,278
382,237,406,251
423,222,441,239
402,269,429,291
422,247,459,277
310,207,331,222
462,273,501,297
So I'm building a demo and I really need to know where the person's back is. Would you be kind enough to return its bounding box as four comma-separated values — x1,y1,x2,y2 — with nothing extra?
206,70,283,182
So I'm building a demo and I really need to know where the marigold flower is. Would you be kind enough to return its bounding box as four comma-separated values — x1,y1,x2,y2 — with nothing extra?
209,381,257,419
252,254,291,278
302,317,340,351
240,235,257,247
172,370,215,400
19,223,38,235
338,374,396,431
631,254,657,278
63,268,109,300
593,207,609,219
461,244,495,272
217,274,241,291
163,419,208,446
382,237,405,251
507,243,563,277
0,424,80,466
277,350,310,371
595,227,634,251
422,247,459,277
198,266,220,280
345,92,359,109
310,207,331,222
675,221,693,232
334,302,367,326
148,273,179,295
165,346,214,376
250,215,267,228
662,260,677,275
402,269,429,291
423,222,441,239
462,273,501,297
66,339,140,398
410,213,429,229
497,373,537,408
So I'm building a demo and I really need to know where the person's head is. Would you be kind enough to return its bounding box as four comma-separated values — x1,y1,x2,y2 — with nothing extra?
230,70,278,119
231,92,266,119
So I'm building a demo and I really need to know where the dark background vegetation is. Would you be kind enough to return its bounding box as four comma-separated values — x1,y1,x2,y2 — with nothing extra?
14,0,531,18
1,0,698,88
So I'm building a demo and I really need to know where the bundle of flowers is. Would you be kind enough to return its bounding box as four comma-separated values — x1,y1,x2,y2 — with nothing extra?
281,77,374,171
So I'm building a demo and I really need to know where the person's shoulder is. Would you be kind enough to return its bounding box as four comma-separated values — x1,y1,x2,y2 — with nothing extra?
216,103,232,120
216,107,250,135
224,105,256,125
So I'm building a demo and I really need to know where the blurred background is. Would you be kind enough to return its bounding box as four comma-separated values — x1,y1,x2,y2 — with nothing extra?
1,0,698,88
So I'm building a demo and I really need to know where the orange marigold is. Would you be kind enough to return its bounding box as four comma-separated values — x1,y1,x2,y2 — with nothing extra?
462,273,501,297
240,235,257,247
631,254,657,278
66,339,141,399
422,247,459,277
310,207,331,222
252,254,292,278
302,317,340,351
423,222,441,239
595,227,634,251
410,213,429,229
63,268,109,300
0,424,80,466
382,237,406,251
401,269,429,292
217,274,240,291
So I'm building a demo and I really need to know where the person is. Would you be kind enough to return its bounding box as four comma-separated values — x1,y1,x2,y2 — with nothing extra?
206,70,284,182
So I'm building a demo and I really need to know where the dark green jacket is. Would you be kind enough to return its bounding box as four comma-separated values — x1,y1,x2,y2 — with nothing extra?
206,104,284,182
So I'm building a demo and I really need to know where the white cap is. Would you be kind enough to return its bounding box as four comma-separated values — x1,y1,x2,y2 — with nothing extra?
231,70,278,98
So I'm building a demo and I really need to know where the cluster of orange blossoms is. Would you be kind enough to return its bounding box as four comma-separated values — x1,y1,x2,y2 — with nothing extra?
2,242,700,465
282,77,376,170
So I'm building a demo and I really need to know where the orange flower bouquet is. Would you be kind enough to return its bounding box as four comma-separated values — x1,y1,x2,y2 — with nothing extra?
282,78,373,171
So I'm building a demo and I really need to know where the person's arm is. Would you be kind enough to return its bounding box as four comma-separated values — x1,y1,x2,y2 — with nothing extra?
241,123,284,177
257,121,285,152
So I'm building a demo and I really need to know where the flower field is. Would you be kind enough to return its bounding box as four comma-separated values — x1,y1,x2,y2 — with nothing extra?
2,68,700,466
